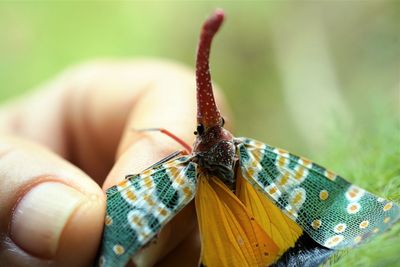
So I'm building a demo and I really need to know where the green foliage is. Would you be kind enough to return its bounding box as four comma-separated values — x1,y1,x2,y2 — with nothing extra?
322,106,400,267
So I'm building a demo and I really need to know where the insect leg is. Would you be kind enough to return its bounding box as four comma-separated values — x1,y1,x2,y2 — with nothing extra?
142,150,184,171
124,150,184,180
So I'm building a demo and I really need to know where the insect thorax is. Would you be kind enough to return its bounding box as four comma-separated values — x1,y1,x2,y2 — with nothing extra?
194,140,236,188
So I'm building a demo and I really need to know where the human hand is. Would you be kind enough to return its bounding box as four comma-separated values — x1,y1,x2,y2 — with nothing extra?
0,60,228,267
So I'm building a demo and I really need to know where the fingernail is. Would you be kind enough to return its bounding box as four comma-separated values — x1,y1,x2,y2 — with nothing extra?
11,182,85,258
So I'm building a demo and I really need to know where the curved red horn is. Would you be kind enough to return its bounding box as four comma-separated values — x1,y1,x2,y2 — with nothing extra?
196,9,224,128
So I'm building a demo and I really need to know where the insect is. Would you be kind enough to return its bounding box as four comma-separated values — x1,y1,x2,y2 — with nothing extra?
98,9,399,267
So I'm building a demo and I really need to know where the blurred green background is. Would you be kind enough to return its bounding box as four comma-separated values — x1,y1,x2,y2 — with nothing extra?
0,1,399,266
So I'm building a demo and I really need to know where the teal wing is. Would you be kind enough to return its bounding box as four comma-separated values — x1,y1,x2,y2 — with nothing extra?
236,137,400,250
98,156,197,267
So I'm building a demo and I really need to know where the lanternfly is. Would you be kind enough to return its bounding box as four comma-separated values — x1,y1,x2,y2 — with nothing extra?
98,9,399,267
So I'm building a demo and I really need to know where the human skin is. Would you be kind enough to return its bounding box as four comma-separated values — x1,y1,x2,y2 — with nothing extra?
0,60,229,267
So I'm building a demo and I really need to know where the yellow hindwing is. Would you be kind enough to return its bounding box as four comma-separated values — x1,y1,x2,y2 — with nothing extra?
195,174,279,267
236,172,303,256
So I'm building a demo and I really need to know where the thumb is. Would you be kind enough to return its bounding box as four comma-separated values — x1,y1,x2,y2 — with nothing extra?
0,137,105,267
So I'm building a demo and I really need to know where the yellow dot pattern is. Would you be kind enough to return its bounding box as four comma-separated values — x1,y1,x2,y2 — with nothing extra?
324,235,344,248
113,244,125,255
311,219,322,230
319,190,329,201
347,202,361,214
383,202,393,211
334,223,347,233
359,220,369,229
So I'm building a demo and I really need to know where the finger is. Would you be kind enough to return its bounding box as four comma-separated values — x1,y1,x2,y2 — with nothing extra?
0,60,232,185
102,62,229,266
0,137,105,267
0,60,231,266
101,64,201,267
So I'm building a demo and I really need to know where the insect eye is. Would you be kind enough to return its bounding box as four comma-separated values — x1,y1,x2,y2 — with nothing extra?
196,124,205,135
221,117,225,127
